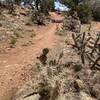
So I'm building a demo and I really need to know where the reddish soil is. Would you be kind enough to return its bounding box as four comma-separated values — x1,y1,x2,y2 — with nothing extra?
0,12,63,99
92,22,100,31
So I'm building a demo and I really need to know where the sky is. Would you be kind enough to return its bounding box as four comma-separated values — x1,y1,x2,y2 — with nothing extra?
21,0,69,11
54,0,69,11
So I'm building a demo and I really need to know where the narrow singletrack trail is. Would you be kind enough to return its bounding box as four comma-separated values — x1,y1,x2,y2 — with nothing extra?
0,12,63,99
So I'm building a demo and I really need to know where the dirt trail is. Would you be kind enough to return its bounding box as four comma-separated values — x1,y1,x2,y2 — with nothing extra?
0,13,63,99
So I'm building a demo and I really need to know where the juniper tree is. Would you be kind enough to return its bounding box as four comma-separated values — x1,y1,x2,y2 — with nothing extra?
60,0,92,23
37,0,54,15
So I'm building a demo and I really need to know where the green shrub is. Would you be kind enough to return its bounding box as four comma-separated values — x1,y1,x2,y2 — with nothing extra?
73,64,82,72
77,3,92,24
48,0,55,11
60,0,92,24
30,33,36,38
14,32,20,38
92,1,100,21
15,0,21,4
10,36,17,46
60,0,81,11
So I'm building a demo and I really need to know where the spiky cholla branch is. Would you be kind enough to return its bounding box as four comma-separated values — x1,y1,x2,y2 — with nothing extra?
71,32,100,69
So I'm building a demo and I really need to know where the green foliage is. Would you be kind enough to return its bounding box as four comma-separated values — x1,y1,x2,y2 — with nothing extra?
10,36,17,46
48,0,55,11
40,0,54,15
61,0,92,24
14,32,20,38
73,64,82,72
10,31,21,47
34,0,54,15
30,33,36,38
92,1,100,21
77,2,92,24
40,0,49,15
60,0,80,10
15,0,21,4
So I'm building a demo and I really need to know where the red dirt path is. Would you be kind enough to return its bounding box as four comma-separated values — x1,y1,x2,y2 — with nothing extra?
0,12,63,99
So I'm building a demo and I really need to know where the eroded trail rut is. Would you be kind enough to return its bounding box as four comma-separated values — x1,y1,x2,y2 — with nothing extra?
0,13,63,99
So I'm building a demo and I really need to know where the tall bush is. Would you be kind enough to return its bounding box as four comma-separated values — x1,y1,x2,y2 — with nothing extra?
77,2,92,23
60,0,80,10
15,0,21,4
48,0,55,11
92,1,100,21
40,0,54,15
60,0,92,24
